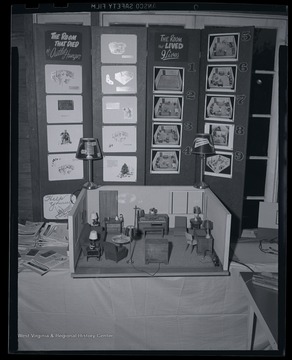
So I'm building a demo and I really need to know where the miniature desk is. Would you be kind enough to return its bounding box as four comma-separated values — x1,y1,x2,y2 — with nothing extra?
240,272,278,350
138,214,169,235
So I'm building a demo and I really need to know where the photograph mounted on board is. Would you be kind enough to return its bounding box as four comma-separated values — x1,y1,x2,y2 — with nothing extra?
206,65,237,92
153,95,183,121
153,66,184,93
204,123,234,150
152,123,182,148
207,33,239,61
150,149,181,174
204,151,233,178
204,94,235,121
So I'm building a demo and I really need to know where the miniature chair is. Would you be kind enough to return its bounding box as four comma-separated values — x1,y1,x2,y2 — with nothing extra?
173,216,187,236
103,242,128,263
185,231,197,253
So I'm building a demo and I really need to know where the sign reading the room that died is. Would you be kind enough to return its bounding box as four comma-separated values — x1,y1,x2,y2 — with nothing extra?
155,33,188,62
45,31,82,61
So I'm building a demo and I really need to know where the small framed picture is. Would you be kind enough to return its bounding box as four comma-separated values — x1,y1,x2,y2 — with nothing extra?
204,123,234,150
101,65,137,94
45,64,82,94
150,149,181,174
152,123,182,148
206,65,237,92
48,153,83,181
47,124,83,153
102,96,137,124
204,151,233,178
103,156,137,182
153,66,184,93
208,33,239,61
101,34,137,64
153,95,183,121
204,94,235,122
102,125,137,153
46,95,83,123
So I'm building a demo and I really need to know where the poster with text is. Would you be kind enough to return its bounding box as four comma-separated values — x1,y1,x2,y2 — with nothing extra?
45,30,82,62
43,193,76,220
154,32,188,62
45,64,82,94
46,95,83,123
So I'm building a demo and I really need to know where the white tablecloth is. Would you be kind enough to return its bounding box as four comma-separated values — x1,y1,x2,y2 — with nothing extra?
17,242,278,351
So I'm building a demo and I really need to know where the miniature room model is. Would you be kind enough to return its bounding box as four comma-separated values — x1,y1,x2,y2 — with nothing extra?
12,4,287,354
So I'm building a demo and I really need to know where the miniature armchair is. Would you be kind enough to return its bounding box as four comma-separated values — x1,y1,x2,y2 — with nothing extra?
103,242,128,263
185,231,197,253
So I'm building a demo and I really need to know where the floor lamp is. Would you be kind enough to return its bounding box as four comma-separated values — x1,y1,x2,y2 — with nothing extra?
191,133,215,189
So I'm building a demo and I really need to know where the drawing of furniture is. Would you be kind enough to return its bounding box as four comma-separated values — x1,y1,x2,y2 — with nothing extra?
103,242,128,263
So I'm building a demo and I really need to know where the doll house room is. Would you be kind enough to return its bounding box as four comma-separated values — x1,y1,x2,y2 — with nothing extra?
10,2,287,354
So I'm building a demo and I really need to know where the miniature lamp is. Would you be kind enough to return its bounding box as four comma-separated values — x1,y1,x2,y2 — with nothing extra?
76,137,103,190
191,133,215,189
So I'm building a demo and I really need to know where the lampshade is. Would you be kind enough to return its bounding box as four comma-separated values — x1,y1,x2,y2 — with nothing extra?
191,133,215,155
76,138,103,160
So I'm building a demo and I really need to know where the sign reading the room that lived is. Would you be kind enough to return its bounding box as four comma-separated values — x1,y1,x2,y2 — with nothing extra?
45,31,82,61
155,33,188,62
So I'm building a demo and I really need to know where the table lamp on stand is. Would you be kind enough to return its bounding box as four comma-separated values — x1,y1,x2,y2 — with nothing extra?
191,133,215,189
76,137,103,190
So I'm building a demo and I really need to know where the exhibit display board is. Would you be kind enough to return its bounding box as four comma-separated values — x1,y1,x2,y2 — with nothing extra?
33,25,254,236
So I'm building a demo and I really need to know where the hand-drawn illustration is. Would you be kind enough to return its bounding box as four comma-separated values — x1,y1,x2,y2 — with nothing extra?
101,34,137,63
101,66,137,94
45,64,82,93
47,124,82,153
48,153,83,181
102,126,136,152
103,156,137,182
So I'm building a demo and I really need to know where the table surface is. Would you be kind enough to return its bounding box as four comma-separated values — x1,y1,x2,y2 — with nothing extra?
240,272,278,345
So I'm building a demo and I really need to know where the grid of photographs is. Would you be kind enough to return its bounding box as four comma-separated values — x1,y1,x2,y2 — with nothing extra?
100,33,138,182
150,66,185,174
203,32,240,178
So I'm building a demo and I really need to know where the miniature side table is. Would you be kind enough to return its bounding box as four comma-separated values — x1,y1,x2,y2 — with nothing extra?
194,229,214,256
190,217,202,230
